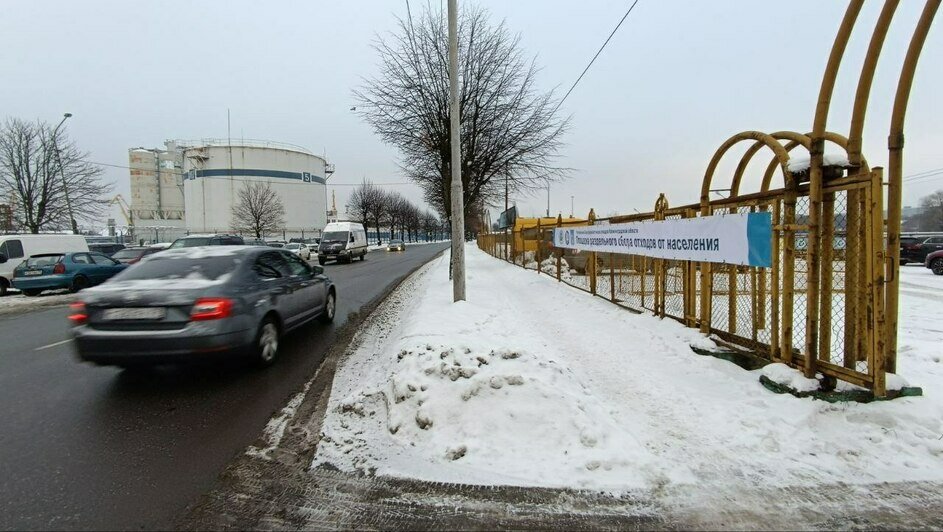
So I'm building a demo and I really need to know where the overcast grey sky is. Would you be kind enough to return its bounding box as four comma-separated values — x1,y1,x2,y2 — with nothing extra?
2,1,940,224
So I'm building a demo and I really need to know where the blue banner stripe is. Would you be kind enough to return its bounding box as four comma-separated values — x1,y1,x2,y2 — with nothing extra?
746,211,773,267
192,168,326,184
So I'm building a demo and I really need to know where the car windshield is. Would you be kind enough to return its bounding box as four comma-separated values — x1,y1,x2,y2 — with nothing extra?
112,255,241,282
285,243,301,249
321,231,348,243
390,240,403,244
111,248,143,259
24,255,62,267
170,237,211,248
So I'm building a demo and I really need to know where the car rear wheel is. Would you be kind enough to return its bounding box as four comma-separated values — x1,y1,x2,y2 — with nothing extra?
70,275,89,293
932,258,943,276
320,290,336,323
22,289,42,297
254,317,280,367
318,258,326,265
360,252,365,261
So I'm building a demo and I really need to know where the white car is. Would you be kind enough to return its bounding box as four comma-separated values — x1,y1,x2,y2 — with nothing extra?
285,242,311,260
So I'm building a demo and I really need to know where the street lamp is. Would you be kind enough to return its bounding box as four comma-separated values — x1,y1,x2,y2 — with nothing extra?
52,113,78,234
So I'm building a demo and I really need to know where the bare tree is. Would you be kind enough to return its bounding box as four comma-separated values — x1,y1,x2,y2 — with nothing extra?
384,191,410,241
0,117,111,233
348,180,389,243
421,210,440,241
231,180,285,238
919,190,943,231
355,5,568,222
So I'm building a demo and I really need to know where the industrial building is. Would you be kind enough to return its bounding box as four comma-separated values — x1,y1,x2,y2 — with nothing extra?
128,139,333,242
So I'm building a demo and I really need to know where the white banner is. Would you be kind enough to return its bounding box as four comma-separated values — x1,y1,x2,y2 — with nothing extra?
552,212,772,267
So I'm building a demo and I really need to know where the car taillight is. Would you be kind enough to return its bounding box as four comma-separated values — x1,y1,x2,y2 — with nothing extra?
53,262,65,274
68,302,88,324
128,257,140,264
190,298,234,321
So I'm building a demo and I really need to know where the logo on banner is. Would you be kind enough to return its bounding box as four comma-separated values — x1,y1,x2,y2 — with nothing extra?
302,172,311,183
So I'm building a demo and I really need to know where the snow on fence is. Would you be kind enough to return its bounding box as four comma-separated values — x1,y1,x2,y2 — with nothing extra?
480,171,892,397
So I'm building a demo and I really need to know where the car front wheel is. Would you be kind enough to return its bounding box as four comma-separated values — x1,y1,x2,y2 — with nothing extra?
254,317,280,367
22,289,42,297
932,258,943,276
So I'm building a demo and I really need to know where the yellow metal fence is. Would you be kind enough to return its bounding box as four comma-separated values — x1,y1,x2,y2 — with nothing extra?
478,169,890,395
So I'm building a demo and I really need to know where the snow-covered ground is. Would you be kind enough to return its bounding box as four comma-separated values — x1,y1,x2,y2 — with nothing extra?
0,289,77,316
315,246,942,494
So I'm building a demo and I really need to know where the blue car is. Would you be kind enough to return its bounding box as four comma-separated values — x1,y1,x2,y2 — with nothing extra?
12,252,128,296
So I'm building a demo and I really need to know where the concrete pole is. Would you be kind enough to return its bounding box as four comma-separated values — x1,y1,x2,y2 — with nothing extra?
448,0,466,301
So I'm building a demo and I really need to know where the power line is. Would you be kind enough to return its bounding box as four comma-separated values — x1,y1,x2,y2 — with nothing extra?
555,0,641,112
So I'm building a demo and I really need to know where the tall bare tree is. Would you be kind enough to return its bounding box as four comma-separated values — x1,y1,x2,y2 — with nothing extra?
231,180,285,238
0,117,111,233
355,5,568,221
919,190,943,231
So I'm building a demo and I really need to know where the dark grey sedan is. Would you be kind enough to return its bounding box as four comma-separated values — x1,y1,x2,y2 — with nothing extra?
71,246,336,368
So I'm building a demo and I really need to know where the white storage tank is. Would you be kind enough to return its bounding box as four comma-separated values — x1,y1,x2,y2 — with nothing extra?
182,139,329,236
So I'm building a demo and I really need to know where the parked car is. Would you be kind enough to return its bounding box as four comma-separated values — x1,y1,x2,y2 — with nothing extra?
87,243,126,256
0,234,89,296
387,239,406,252
267,241,286,248
70,246,336,368
926,249,943,276
169,234,245,249
110,245,168,265
243,238,268,246
11,252,127,296
318,222,368,264
285,242,311,260
900,234,943,265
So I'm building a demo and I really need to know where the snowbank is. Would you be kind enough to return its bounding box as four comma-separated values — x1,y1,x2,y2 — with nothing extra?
314,244,943,493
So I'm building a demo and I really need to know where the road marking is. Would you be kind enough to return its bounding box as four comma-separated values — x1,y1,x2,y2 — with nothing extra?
35,339,72,351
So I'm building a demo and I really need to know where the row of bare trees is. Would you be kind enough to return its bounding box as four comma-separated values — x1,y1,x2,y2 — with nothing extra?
0,118,111,233
348,180,445,243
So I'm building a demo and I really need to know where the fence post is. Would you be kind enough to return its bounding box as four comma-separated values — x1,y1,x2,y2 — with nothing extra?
536,219,542,274
685,208,698,327
771,200,781,360
555,214,563,281
870,167,887,397
818,189,836,365
588,209,597,296
610,253,616,302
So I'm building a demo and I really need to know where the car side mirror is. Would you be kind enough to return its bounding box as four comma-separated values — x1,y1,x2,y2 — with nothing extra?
0,253,6,264
313,265,324,276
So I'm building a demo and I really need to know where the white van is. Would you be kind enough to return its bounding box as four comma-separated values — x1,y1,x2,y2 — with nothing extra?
318,222,368,264
0,234,89,296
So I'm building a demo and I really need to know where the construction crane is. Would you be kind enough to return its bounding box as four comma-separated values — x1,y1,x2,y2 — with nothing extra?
110,195,134,236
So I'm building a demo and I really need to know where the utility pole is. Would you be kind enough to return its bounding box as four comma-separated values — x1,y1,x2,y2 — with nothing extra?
448,0,466,301
52,113,78,234
546,181,550,217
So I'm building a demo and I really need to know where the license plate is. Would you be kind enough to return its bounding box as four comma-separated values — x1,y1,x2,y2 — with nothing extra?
24,270,43,276
102,307,166,320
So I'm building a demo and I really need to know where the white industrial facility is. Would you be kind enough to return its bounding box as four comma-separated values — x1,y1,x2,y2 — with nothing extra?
128,139,333,241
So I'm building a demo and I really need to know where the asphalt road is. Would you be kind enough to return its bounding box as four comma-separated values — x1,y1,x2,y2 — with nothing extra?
0,243,449,531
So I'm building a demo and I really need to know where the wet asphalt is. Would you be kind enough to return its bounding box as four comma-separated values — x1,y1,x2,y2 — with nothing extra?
0,243,449,530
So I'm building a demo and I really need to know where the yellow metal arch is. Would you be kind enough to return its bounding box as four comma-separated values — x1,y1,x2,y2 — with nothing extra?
730,131,811,197
701,131,792,210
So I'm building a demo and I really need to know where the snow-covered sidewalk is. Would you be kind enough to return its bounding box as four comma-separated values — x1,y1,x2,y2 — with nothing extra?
314,245,943,494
